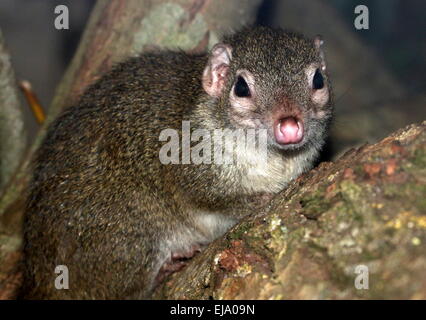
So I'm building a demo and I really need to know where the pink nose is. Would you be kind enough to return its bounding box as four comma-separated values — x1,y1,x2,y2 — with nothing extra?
274,117,304,144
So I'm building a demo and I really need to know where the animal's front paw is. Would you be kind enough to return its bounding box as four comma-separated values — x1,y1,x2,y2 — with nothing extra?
155,244,203,285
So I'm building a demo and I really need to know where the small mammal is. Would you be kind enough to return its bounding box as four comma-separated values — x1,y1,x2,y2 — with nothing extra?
21,26,332,299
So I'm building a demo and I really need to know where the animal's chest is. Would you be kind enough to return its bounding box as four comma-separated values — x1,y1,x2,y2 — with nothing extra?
194,211,238,243
238,153,300,194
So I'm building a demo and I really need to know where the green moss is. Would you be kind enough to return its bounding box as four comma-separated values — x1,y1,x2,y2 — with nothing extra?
411,148,426,168
340,180,363,203
410,185,426,212
299,189,332,217
353,165,366,178
338,180,377,220
402,148,426,178
383,183,401,198
385,182,426,212
227,221,254,240
341,203,363,224
286,227,306,243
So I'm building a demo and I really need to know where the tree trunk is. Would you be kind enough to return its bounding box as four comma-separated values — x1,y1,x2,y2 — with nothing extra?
0,30,27,189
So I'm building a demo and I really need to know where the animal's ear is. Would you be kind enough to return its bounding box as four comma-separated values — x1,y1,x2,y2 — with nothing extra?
314,35,326,71
202,43,232,98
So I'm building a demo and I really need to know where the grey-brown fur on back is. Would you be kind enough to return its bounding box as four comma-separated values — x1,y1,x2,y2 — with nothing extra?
21,26,332,299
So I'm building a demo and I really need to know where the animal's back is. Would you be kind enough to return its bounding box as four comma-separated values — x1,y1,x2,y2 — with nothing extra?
22,52,206,299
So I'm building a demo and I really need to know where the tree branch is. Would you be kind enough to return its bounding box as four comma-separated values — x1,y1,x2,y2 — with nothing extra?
155,121,426,299
0,30,27,189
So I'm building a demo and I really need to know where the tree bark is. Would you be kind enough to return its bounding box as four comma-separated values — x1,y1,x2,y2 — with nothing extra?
154,121,426,299
0,30,27,189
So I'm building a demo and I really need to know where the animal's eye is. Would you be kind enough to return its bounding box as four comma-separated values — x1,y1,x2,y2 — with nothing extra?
234,76,251,97
312,68,324,90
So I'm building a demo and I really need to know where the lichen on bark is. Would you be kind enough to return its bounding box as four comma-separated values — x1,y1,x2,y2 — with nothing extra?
154,121,426,299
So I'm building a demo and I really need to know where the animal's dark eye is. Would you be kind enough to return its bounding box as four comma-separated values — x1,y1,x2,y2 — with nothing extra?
234,76,251,97
313,68,324,90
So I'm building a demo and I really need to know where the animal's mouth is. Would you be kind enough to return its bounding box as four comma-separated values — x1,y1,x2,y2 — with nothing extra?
274,116,304,145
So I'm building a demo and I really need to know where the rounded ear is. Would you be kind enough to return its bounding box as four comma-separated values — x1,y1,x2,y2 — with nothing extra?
314,35,326,71
202,43,232,98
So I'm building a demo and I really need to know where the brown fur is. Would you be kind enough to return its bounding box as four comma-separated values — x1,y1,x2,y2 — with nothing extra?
21,26,332,299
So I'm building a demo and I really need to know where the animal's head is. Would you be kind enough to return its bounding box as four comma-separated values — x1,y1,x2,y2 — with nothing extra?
202,26,332,153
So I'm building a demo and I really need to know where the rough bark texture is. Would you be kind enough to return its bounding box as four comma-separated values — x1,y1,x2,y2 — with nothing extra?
0,0,262,300
153,121,426,299
0,31,27,299
0,30,27,189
